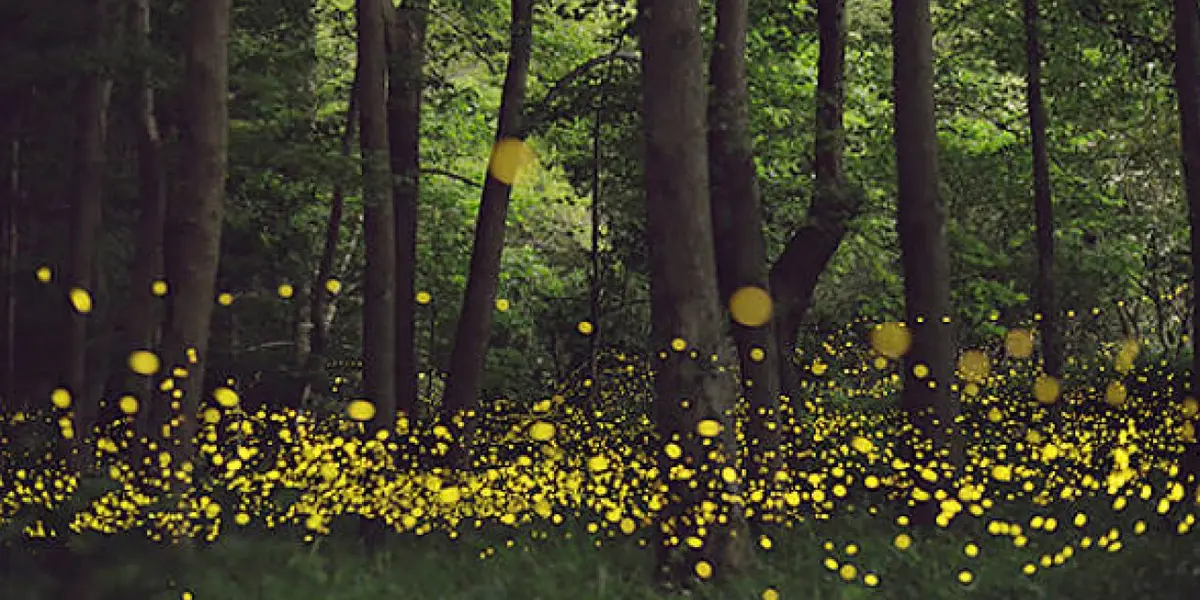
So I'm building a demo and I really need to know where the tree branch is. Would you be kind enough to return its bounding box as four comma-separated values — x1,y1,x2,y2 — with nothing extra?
520,50,640,137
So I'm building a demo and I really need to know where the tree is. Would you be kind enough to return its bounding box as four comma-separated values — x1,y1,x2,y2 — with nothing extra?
1173,0,1200,471
707,0,780,476
64,0,114,440
768,0,862,401
892,0,958,451
441,0,534,423
639,0,749,587
159,0,233,459
1023,0,1063,383
358,0,397,432
386,1,428,420
111,0,168,441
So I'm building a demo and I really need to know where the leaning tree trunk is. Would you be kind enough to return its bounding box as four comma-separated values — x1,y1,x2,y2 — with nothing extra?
1172,0,1200,477
441,0,533,425
358,0,397,433
768,0,861,403
1023,0,1063,384
892,0,960,525
159,0,232,463
65,0,114,443
303,70,358,407
707,0,781,478
640,0,750,589
386,1,428,420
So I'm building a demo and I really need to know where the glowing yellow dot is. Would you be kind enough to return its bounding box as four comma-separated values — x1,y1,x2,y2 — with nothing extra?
438,487,462,505
151,280,168,296
838,563,857,581
762,588,780,600
812,360,829,376
212,387,240,408
217,292,234,306
749,347,766,362
851,436,875,454
278,283,294,299
870,322,911,359
118,395,139,415
1105,381,1128,407
128,350,161,375
575,321,595,335
35,266,52,283
1033,374,1060,404
697,419,722,437
495,298,510,312
670,338,687,352
694,560,713,580
347,399,376,421
587,455,610,472
69,288,93,314
325,279,342,295
864,573,880,587
415,291,432,305
664,442,683,459
894,533,912,550
958,569,974,584
234,512,251,526
51,388,72,409
729,286,773,327
1005,329,1034,359
488,138,535,185
964,542,979,557
203,408,221,424
912,363,930,379
529,421,556,442
957,349,991,382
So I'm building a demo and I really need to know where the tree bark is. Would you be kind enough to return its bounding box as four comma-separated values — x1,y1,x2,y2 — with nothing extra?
639,0,750,587
358,0,398,432
707,0,780,477
441,0,533,423
65,0,114,442
387,1,428,420
1172,0,1200,476
767,0,861,402
1023,0,1063,381
892,0,958,452
159,0,232,461
109,0,169,441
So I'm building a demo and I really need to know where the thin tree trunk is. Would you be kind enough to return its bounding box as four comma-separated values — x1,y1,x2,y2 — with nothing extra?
768,0,861,403
114,0,169,441
707,0,781,478
588,68,604,406
441,0,533,424
65,0,115,442
892,0,960,518
386,1,427,420
1172,0,1200,477
159,0,232,462
0,102,18,413
358,0,398,433
303,71,358,407
639,0,750,588
1023,0,1063,382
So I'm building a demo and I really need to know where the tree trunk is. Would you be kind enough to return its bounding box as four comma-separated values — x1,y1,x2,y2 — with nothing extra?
892,0,960,485
304,70,358,407
65,0,114,442
639,0,750,588
1023,0,1062,382
358,0,397,433
0,98,18,413
441,0,533,423
767,0,861,403
159,0,232,462
707,0,780,478
110,0,168,441
386,1,428,420
1172,0,1200,476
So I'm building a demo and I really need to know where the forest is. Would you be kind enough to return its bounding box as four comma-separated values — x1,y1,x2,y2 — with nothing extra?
3,0,1200,597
